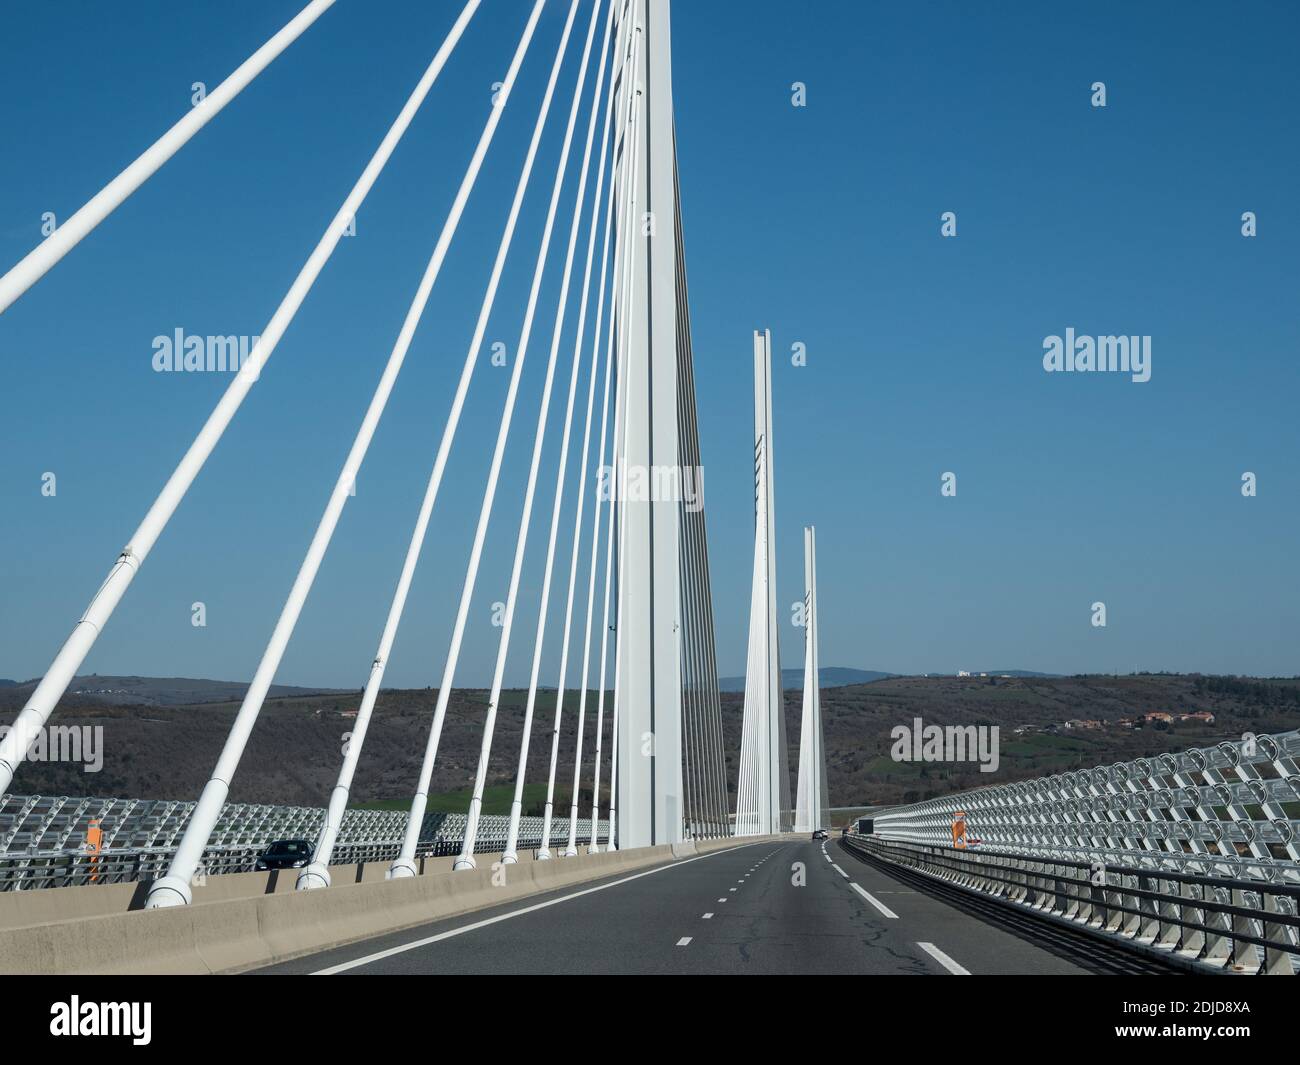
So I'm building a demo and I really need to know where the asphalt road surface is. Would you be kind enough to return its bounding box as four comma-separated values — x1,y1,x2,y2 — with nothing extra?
257,837,1180,975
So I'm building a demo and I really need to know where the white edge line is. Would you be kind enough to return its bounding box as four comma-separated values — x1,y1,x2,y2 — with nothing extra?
311,840,769,974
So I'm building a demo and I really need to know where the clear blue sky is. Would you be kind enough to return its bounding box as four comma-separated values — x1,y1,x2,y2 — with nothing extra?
2,0,1298,689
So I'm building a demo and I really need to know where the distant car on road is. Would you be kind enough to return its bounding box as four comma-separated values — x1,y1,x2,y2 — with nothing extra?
812,829,828,841
255,839,313,871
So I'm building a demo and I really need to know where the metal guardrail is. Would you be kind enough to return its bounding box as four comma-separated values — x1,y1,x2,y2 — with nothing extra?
854,728,1300,974
847,834,1299,974
870,730,1300,883
0,793,419,853
0,823,606,891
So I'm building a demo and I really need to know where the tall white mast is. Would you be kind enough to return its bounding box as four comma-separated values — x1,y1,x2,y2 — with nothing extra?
795,526,828,833
734,329,791,835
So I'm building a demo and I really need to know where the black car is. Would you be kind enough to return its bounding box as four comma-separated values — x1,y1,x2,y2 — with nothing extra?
812,829,828,841
255,839,313,871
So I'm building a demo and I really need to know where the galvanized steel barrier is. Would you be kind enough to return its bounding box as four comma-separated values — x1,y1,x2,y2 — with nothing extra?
0,794,603,891
856,729,1300,973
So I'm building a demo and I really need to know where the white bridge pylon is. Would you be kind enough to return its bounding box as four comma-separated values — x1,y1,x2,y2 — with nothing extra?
734,330,792,836
1,0,734,905
793,526,829,834
612,0,729,848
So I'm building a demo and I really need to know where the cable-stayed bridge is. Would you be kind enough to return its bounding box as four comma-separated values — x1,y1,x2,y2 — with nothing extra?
0,0,1297,980
1,0,739,896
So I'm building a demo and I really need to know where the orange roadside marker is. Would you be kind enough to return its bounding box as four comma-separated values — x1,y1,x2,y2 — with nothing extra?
86,819,103,882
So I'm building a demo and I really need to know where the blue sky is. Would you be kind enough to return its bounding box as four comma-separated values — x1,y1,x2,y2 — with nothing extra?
2,0,1298,689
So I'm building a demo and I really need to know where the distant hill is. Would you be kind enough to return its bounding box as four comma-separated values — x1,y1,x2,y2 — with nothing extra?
0,679,16,687
2,672,1297,813
718,667,892,693
3,674,350,707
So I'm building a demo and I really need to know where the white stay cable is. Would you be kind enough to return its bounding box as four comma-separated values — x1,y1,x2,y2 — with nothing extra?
0,0,337,316
548,12,629,863
457,0,613,868
389,0,584,880
540,16,641,859
453,0,609,871
143,0,521,909
599,34,645,854
499,0,624,865
582,343,621,849
563,124,632,859
287,3,554,891
0,0,481,806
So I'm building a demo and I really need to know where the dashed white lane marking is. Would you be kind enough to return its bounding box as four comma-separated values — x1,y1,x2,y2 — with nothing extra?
831,864,848,878
850,882,899,919
702,912,713,919
728,887,737,892
677,937,692,947
917,941,970,975
309,840,770,974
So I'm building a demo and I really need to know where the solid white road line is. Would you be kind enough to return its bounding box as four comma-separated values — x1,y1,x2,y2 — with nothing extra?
676,937,692,947
850,882,899,919
917,941,970,975
310,841,768,974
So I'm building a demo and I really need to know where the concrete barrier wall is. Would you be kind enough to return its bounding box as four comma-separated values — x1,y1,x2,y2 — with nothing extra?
0,849,498,931
0,834,787,975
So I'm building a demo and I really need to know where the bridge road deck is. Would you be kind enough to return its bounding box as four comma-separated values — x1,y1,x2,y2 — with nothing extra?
255,837,1154,975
